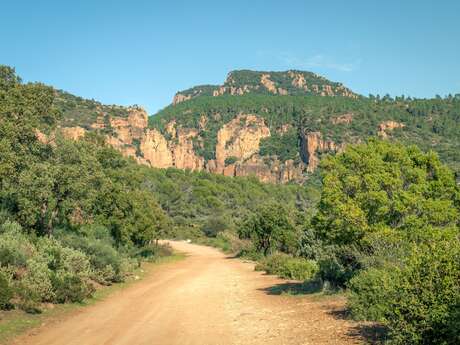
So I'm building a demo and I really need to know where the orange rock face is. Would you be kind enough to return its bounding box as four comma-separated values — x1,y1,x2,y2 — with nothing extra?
300,131,344,172
140,129,173,168
171,128,204,170
60,107,341,183
215,114,271,172
289,71,308,90
260,74,277,94
60,126,86,140
172,93,192,105
378,121,405,138
109,107,147,145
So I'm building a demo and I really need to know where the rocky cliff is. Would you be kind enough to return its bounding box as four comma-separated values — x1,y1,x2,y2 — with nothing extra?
58,104,342,183
57,69,454,183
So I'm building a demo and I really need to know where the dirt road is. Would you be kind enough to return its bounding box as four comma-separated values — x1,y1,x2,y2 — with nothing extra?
14,241,364,345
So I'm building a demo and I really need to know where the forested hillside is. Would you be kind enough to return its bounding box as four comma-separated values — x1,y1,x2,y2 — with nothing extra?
153,87,460,178
47,69,460,184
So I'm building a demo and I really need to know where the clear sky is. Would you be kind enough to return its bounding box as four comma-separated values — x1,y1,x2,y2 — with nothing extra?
2,0,459,114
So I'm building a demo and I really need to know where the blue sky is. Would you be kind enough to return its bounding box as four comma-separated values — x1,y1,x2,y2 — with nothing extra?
2,0,459,114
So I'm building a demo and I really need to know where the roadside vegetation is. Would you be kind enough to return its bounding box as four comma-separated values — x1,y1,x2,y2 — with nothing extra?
228,140,460,344
0,66,173,314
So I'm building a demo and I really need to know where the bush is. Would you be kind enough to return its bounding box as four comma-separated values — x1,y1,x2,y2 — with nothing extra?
201,216,229,237
0,220,24,234
59,247,91,278
14,283,41,313
317,245,361,287
256,253,318,280
224,156,238,166
0,231,35,268
21,259,55,302
348,228,460,345
51,271,93,303
53,232,126,283
0,269,13,310
134,243,173,261
278,257,318,280
93,265,116,285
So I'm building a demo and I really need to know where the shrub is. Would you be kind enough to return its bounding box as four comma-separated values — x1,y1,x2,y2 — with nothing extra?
216,230,249,254
134,243,173,261
0,231,35,268
51,271,93,303
317,245,361,287
348,228,460,345
256,253,318,280
14,283,41,313
0,220,24,234
93,265,116,285
21,259,55,302
0,269,13,310
201,216,229,237
224,156,238,166
279,257,318,281
59,247,91,278
116,257,138,281
237,246,263,261
52,232,125,283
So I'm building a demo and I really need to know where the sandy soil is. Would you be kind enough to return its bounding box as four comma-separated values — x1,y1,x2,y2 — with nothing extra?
13,241,366,345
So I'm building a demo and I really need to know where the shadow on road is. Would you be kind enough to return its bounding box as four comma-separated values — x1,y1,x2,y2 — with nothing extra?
327,308,388,344
258,279,324,295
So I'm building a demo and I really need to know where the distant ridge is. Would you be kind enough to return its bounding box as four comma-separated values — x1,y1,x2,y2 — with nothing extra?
172,70,358,105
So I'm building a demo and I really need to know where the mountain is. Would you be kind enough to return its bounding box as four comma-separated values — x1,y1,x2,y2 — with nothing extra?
172,70,358,104
56,70,460,183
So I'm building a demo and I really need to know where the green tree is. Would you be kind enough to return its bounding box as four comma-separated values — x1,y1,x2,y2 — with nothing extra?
312,139,459,247
239,202,296,255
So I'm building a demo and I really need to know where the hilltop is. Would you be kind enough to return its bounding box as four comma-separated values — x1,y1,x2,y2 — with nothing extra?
172,69,358,105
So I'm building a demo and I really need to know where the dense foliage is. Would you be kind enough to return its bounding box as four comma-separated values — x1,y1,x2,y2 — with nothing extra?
128,166,318,240
306,140,460,344
233,140,460,344
0,66,171,312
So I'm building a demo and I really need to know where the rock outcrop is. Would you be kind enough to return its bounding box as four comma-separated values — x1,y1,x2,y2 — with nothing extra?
140,129,173,168
60,126,86,140
289,71,308,90
213,114,270,171
378,121,405,138
300,131,344,172
57,69,362,183
108,107,148,145
172,93,192,105
58,106,345,183
170,128,205,170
